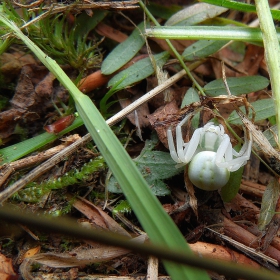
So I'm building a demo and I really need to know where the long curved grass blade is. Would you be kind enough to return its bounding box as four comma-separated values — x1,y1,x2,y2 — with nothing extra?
0,14,209,280
199,0,280,20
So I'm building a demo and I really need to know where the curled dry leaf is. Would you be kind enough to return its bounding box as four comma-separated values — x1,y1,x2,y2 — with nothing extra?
0,253,17,280
0,65,68,139
20,235,147,273
0,52,37,83
118,91,150,129
148,99,179,148
67,194,131,237
95,22,128,43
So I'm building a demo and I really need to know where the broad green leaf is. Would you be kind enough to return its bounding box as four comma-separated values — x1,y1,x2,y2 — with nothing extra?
108,173,171,196
101,22,146,75
258,178,280,231
182,40,228,61
108,51,169,90
204,76,269,97
228,98,275,125
220,167,243,202
108,136,183,196
165,3,228,26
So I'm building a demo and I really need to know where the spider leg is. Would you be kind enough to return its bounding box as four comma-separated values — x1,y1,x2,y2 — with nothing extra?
182,128,202,163
176,114,201,163
217,139,252,171
167,127,181,163
234,129,252,158
215,135,232,166
174,113,193,163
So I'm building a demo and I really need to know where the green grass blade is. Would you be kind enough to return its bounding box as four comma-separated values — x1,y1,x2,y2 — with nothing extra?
0,116,84,163
0,14,209,279
145,26,280,41
200,0,280,20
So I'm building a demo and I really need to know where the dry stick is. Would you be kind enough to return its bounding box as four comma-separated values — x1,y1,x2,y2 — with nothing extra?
0,134,81,187
0,69,187,204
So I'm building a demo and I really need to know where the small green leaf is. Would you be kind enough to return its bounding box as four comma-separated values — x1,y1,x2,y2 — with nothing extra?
204,76,269,97
101,22,146,75
220,167,243,202
112,200,132,216
73,10,107,40
181,88,200,107
258,178,280,231
181,88,200,129
228,98,275,125
108,51,169,90
165,3,228,26
182,40,228,61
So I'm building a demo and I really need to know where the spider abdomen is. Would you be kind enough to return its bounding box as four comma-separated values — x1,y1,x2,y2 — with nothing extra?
188,151,230,191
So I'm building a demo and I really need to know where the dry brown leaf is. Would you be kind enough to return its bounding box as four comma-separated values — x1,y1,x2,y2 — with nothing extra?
95,22,128,43
0,253,18,280
21,246,41,261
118,90,150,128
67,195,131,237
235,44,264,76
148,100,179,149
20,235,147,268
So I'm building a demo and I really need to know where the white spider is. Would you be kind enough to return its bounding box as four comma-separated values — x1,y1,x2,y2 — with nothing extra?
167,113,252,191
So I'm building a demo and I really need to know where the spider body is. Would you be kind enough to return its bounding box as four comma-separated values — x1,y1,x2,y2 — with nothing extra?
167,114,252,191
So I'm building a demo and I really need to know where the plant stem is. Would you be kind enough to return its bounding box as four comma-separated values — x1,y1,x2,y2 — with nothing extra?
254,0,280,144
145,26,277,41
